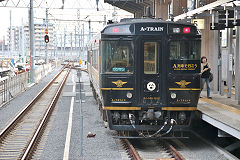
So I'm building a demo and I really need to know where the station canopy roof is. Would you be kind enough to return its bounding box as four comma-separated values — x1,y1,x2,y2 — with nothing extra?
104,0,152,14
174,0,240,21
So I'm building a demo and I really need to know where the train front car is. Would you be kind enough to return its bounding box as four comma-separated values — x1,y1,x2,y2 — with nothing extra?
100,19,201,137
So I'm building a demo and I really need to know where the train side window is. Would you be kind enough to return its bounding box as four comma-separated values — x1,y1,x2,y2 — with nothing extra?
144,42,157,74
88,51,93,64
92,49,98,70
170,41,201,60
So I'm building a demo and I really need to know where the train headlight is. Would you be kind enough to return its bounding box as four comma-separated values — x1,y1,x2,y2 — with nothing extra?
170,92,177,99
173,28,180,33
126,92,132,99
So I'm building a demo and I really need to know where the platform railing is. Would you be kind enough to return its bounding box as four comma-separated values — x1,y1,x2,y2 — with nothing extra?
0,72,28,107
0,61,62,107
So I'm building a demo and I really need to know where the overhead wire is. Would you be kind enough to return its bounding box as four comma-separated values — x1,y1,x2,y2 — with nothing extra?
0,5,119,10
10,0,15,6
38,0,45,8
35,17,105,23
71,0,78,9
4,0,10,7
15,0,20,7
49,0,56,9
99,0,104,9
74,0,81,8
21,0,28,7
88,0,95,9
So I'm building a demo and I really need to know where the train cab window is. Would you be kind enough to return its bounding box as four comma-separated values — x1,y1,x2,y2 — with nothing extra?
170,41,201,60
88,50,93,64
102,40,133,73
144,42,157,74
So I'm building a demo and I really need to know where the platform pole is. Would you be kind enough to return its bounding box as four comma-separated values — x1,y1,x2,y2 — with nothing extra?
64,28,66,58
29,0,35,83
235,26,240,104
213,30,219,94
1,36,3,52
9,10,12,57
45,7,49,64
21,19,25,62
82,23,85,53
70,33,72,57
227,28,233,98
61,34,63,57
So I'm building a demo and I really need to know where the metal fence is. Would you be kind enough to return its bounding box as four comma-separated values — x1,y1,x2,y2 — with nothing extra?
0,61,62,107
0,72,28,107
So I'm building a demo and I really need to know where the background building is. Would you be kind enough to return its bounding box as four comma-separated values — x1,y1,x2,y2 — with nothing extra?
6,22,55,57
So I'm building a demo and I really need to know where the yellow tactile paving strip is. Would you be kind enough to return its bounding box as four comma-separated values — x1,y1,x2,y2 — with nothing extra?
200,98,240,115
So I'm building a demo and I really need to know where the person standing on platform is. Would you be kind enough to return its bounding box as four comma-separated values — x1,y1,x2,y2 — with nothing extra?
200,56,212,99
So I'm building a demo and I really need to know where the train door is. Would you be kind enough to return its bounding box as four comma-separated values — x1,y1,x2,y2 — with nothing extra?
140,39,162,106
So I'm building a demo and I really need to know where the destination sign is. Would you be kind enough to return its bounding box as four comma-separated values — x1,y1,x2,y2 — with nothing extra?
140,26,164,32
135,23,166,35
102,23,167,35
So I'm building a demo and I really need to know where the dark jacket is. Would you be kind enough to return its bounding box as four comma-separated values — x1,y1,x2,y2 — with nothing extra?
201,63,210,78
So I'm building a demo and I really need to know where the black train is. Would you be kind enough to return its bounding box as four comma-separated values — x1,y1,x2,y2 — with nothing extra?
87,18,201,138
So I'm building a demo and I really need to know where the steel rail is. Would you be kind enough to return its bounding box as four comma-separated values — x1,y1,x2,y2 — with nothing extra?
0,65,70,159
123,138,185,160
123,139,141,160
0,65,66,139
164,141,185,160
21,67,71,159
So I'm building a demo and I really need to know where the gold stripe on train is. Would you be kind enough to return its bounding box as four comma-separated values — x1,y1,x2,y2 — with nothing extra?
169,88,200,91
101,88,134,90
162,107,197,111
104,107,141,110
104,106,197,111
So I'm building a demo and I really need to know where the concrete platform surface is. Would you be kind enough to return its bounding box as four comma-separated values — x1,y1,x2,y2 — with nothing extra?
198,91,240,140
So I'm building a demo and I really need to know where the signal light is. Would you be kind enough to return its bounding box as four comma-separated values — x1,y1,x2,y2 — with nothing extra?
45,28,48,34
112,28,119,32
44,35,49,43
183,27,191,33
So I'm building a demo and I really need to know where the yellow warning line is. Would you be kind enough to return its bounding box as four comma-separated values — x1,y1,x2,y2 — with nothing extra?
169,88,200,91
101,88,134,90
104,107,141,110
0,158,19,160
201,98,240,115
224,88,235,95
162,107,197,111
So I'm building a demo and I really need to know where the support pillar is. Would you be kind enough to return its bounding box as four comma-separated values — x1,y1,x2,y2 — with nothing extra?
235,26,240,104
64,29,66,57
213,30,219,94
29,0,35,83
227,28,233,98
45,8,49,64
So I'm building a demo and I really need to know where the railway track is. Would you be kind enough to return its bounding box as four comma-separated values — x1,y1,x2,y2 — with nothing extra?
0,65,71,160
122,138,185,160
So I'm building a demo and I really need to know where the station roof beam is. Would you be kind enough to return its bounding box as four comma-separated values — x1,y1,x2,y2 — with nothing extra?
104,0,153,17
173,0,235,21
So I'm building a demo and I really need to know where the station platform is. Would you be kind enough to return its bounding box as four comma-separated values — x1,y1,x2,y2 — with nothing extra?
198,91,240,140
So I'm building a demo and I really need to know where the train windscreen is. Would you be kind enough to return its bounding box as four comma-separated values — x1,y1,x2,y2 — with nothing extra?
169,41,201,60
101,40,134,73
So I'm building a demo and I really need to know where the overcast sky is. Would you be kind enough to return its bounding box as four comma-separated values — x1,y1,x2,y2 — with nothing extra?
0,0,132,40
